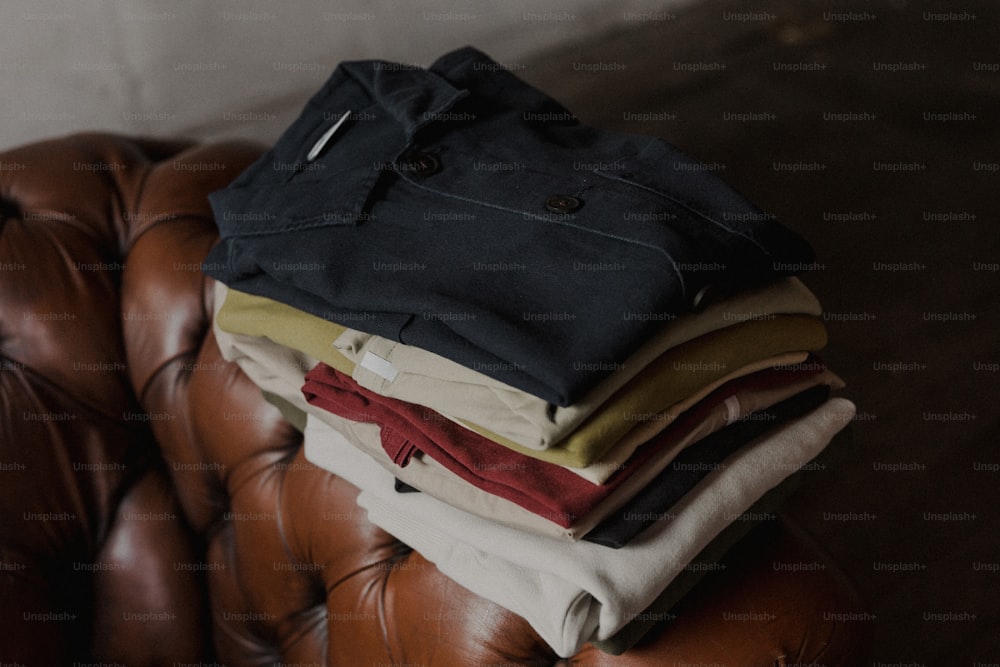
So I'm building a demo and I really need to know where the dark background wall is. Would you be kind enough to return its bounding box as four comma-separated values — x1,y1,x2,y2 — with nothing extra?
519,1,999,663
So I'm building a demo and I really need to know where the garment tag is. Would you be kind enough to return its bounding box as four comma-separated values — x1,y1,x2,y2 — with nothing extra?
723,395,742,424
360,351,399,382
306,109,351,162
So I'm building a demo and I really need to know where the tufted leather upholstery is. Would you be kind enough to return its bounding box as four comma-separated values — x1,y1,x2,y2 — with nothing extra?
1,133,869,666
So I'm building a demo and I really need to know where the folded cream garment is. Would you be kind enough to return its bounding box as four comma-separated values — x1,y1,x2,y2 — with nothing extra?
216,277,821,451
214,283,826,470
213,288,818,487
303,398,857,657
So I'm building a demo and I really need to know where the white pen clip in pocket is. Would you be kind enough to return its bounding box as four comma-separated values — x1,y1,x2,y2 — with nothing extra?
306,110,352,162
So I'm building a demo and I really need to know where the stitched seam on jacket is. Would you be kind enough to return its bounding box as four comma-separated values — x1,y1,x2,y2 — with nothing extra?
395,171,687,296
591,168,773,256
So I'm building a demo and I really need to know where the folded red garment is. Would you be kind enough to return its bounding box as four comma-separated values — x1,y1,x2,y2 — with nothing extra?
301,359,826,528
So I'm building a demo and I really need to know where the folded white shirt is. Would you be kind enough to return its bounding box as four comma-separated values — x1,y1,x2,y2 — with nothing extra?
302,397,856,657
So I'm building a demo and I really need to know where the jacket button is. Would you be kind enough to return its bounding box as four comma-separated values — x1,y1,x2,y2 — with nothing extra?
545,195,582,214
408,152,440,176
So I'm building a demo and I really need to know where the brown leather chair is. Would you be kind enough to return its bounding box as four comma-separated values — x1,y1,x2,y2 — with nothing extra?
0,132,869,666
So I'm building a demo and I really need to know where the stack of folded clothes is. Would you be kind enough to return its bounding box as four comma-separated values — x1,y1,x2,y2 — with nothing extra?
205,46,856,657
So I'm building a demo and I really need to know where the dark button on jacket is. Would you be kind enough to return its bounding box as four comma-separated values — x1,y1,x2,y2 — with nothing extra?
203,46,815,406
405,152,440,176
545,195,582,214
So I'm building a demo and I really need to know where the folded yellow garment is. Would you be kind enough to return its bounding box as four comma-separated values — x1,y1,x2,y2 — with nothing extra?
216,292,355,377
463,315,827,467
512,351,814,482
217,285,826,468
216,277,823,456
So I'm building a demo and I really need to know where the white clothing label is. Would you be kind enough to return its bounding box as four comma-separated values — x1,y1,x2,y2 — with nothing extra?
360,351,399,382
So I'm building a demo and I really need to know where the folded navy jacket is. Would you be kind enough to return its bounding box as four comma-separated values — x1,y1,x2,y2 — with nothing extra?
204,46,815,406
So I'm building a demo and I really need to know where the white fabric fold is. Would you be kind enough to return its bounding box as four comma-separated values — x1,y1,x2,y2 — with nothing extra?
302,397,856,657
